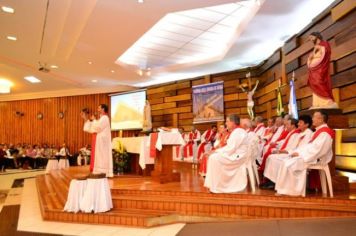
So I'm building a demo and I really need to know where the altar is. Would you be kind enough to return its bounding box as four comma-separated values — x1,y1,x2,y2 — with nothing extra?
112,132,185,183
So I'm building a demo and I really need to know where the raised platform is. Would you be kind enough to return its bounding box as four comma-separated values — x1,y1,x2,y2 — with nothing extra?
36,165,356,228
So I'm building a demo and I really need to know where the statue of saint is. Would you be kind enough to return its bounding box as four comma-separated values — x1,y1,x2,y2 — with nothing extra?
142,100,152,132
307,32,338,109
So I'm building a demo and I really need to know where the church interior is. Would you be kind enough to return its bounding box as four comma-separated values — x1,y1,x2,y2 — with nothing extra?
0,0,355,235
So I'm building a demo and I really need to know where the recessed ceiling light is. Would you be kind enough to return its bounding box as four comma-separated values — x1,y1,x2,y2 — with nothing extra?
111,70,115,73
91,79,97,83
24,76,41,83
50,65,58,69
138,0,144,3
1,6,14,13
6,36,17,41
0,79,12,93
88,61,93,65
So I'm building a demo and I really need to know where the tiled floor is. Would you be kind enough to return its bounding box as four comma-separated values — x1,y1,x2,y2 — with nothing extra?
0,170,184,236
18,179,185,235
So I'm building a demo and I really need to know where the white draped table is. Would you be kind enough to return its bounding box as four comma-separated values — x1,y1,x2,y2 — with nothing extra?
112,136,153,170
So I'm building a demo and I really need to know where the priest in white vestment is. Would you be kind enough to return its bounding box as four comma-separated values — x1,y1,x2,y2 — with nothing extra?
83,104,113,177
254,116,266,139
263,115,313,185
204,114,248,193
275,111,334,196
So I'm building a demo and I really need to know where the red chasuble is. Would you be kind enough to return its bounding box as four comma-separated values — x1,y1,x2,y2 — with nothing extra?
307,40,334,100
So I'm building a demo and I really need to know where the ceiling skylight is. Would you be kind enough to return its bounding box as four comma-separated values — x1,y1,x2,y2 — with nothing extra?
116,0,264,72
24,76,41,83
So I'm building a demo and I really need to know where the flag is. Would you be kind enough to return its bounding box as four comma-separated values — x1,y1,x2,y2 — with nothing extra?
288,79,298,119
276,85,284,116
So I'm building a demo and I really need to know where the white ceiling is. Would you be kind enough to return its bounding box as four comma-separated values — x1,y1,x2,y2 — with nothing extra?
0,0,336,101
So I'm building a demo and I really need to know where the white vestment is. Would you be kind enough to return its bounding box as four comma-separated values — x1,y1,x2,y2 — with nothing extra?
204,128,248,193
197,130,215,156
84,115,113,177
254,124,266,139
264,128,313,182
262,125,285,155
275,125,333,196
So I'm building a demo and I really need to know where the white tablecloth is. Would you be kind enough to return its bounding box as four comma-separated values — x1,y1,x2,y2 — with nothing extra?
64,179,87,213
79,178,113,213
112,136,152,169
45,159,58,174
155,132,186,150
58,159,70,169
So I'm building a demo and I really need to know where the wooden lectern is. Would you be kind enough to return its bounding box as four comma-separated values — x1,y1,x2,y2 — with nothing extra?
150,132,184,184
151,145,180,184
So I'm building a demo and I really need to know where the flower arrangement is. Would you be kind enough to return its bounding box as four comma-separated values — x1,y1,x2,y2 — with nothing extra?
112,140,130,174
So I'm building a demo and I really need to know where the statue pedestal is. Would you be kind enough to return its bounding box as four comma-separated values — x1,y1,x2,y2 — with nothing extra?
300,108,349,192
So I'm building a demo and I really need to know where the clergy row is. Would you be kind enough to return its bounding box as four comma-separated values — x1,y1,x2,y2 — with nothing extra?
176,111,334,196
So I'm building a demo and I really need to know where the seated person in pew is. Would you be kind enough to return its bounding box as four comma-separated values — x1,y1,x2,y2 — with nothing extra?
77,144,91,166
262,115,313,189
274,111,334,196
204,114,249,193
199,124,228,176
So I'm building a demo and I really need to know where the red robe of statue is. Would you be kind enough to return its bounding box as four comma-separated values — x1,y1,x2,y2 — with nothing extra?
307,40,334,100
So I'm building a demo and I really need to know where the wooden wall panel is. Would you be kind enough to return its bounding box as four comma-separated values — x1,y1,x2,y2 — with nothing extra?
0,94,109,153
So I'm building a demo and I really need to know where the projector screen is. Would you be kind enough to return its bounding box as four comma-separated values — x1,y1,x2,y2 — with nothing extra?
110,90,146,130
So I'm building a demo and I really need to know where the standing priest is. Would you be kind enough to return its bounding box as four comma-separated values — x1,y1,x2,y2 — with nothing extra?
82,104,113,177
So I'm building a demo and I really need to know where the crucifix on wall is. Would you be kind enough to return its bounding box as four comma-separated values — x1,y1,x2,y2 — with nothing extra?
239,72,259,120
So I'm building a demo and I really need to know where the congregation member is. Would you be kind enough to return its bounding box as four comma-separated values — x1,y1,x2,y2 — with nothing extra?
182,126,201,163
204,114,248,193
275,111,334,196
262,115,313,189
83,104,113,177
0,144,6,172
197,125,217,161
77,144,91,166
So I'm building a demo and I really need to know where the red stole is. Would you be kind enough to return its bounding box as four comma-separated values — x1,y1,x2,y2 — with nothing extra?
90,133,96,172
149,132,159,158
280,129,301,150
197,129,216,160
254,124,265,133
307,40,334,100
309,126,335,143
183,131,199,157
260,129,291,171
